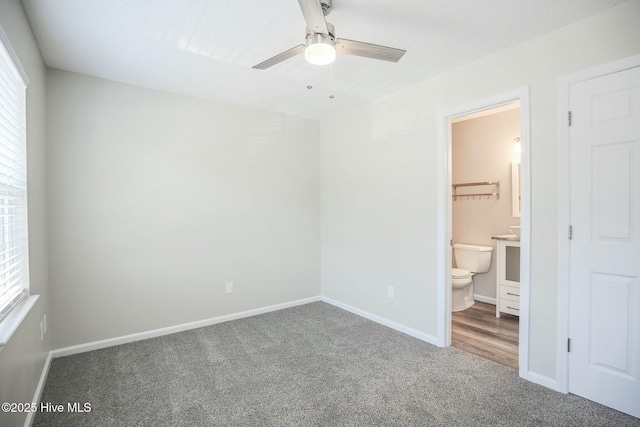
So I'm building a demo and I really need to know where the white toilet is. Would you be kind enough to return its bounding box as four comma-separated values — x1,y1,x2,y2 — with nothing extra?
452,243,493,312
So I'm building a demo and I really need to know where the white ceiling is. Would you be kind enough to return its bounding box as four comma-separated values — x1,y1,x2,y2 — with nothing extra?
22,0,628,120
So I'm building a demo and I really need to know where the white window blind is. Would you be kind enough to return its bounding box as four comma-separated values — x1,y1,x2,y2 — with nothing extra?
0,28,29,323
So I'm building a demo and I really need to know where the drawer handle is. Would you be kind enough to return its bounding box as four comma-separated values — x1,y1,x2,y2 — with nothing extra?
506,292,518,296
507,306,519,311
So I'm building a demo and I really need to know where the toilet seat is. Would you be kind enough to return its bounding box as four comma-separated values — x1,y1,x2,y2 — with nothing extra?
452,268,471,279
452,268,472,289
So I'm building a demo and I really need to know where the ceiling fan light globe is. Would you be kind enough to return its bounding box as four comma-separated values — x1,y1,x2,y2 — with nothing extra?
305,42,336,65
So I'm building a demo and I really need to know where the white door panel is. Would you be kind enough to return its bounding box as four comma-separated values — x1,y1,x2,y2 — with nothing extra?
592,143,635,241
569,66,640,418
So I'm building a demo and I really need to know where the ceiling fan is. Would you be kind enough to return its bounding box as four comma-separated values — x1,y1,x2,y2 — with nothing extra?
252,0,406,69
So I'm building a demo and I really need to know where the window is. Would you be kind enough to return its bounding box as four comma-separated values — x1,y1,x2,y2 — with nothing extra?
0,27,30,325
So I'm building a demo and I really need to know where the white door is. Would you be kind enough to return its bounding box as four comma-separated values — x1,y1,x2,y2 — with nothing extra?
569,65,640,418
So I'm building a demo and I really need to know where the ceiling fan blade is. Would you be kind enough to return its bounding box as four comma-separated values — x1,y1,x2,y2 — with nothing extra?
335,39,406,62
298,0,329,34
252,45,306,69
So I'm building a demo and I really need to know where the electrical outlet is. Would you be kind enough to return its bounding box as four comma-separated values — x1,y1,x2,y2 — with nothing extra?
40,321,44,341
43,314,47,334
225,282,234,294
387,286,395,298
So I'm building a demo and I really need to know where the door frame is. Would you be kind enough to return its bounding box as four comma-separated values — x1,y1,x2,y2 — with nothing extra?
557,53,640,394
436,87,531,379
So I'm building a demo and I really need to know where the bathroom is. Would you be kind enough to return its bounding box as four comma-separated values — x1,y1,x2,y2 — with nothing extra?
450,102,521,369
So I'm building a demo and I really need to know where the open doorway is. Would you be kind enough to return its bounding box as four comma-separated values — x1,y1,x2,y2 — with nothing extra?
436,88,531,378
450,103,521,369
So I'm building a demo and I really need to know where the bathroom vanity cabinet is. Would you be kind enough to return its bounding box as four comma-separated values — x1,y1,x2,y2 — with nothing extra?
493,237,520,318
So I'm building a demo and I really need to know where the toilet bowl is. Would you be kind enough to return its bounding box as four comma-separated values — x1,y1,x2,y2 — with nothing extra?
452,243,493,312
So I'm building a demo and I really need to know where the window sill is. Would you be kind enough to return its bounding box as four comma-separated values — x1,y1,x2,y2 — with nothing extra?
0,295,39,352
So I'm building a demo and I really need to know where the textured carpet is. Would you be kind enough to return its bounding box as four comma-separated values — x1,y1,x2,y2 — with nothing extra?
34,302,639,426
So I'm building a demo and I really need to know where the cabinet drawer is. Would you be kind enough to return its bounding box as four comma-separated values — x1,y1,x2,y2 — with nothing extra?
500,299,520,316
500,285,520,302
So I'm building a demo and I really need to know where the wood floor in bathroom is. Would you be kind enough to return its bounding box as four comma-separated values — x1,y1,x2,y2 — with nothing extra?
451,301,519,370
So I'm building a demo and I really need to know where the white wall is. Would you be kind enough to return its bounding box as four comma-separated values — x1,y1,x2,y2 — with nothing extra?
452,108,521,300
320,0,640,382
46,70,320,348
0,0,50,426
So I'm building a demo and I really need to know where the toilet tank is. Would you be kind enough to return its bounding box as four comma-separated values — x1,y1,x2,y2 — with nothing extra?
453,243,493,273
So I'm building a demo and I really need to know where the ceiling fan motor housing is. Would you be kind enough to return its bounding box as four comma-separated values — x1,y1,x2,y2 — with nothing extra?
306,22,335,48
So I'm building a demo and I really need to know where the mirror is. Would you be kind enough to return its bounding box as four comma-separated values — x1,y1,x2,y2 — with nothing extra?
512,161,521,217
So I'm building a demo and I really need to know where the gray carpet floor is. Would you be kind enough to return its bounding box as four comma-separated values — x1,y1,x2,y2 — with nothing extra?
34,302,640,426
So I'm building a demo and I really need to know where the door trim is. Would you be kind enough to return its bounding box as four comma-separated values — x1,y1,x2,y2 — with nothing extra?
557,53,640,394
436,87,531,380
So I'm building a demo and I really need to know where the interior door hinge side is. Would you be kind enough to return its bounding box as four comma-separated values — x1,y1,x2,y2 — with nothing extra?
568,111,572,126
567,338,571,352
569,225,573,240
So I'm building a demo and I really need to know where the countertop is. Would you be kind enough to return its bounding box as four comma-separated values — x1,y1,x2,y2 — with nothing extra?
492,234,520,241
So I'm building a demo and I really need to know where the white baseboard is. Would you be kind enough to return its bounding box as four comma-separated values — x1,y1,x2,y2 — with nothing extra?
24,350,52,427
525,370,561,392
51,296,321,358
474,294,496,305
321,296,439,346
